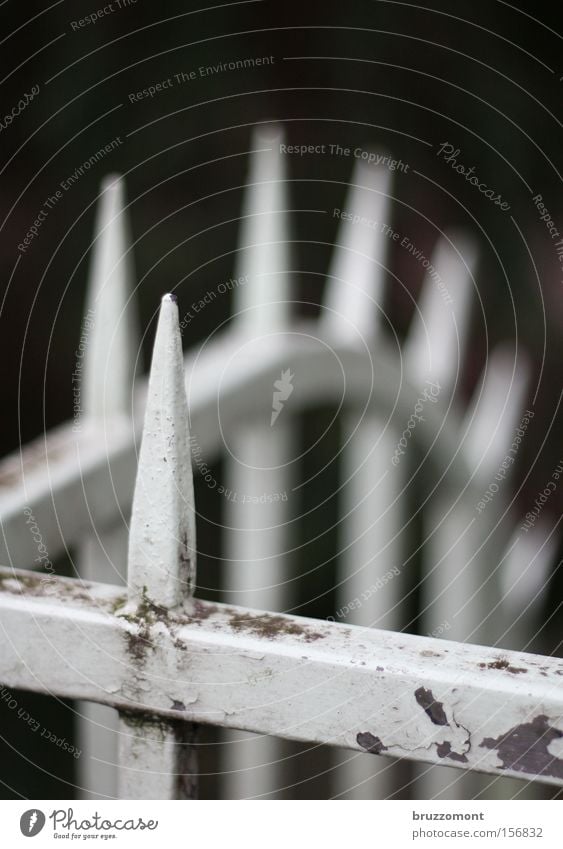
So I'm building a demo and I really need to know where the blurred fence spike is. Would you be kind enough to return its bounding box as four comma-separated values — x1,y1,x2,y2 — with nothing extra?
323,159,391,342
324,159,403,798
78,174,139,799
83,174,138,421
223,126,293,799
403,232,477,398
234,125,290,332
500,520,558,652
463,345,530,480
418,344,529,800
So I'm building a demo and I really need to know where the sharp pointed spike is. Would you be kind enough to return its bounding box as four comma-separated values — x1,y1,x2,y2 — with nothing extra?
127,294,196,609
83,174,138,419
234,125,290,331
403,232,477,396
322,158,392,342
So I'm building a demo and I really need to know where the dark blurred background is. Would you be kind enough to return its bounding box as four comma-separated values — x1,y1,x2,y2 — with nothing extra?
0,0,561,799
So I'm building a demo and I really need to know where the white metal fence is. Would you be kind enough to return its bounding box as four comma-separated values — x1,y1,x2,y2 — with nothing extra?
0,128,561,799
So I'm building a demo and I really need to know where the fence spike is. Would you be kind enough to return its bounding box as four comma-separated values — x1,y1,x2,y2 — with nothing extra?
322,158,391,342
127,294,196,609
421,346,530,651
403,232,476,398
78,174,138,798
418,344,528,801
83,174,138,420
500,519,558,651
323,158,401,798
223,125,293,799
463,345,530,479
234,124,290,332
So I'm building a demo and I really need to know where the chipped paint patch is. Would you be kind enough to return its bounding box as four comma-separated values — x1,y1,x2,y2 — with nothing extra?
436,741,468,763
414,687,448,726
480,715,563,780
357,732,387,755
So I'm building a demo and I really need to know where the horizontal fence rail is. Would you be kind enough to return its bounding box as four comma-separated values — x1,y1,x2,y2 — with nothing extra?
2,566,563,787
0,329,486,570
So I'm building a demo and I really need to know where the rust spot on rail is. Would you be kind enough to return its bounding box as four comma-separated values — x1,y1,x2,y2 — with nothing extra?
478,657,528,674
190,599,218,621
228,612,325,642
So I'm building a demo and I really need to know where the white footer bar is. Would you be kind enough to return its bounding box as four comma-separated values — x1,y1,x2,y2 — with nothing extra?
2,800,559,848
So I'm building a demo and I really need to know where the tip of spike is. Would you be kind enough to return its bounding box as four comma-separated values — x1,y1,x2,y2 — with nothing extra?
253,123,284,145
101,173,123,192
163,293,178,303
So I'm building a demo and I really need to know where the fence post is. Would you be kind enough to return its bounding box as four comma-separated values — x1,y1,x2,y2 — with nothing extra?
222,125,293,799
420,341,529,799
76,174,138,799
322,159,405,799
117,293,198,799
500,518,557,653
403,232,476,396
401,233,480,799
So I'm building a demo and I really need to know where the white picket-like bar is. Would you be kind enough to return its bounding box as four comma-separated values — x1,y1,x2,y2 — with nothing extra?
221,127,293,799
322,159,405,798
76,173,137,800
